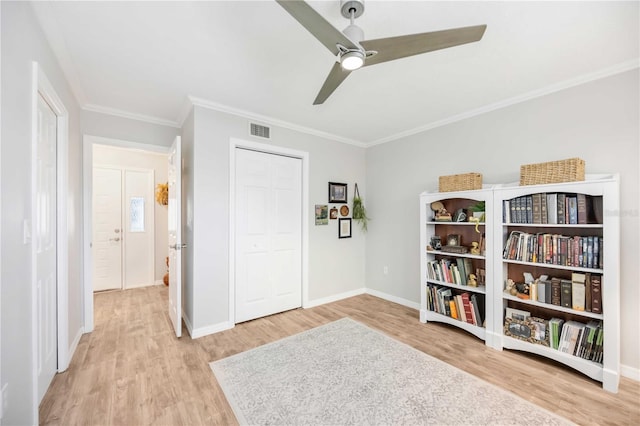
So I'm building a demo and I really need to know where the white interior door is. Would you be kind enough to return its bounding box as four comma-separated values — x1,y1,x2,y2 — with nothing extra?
235,148,302,323
92,167,123,292
36,94,58,402
123,169,155,289
168,136,182,337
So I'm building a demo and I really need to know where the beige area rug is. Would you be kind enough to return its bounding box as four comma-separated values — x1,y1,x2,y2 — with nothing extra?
210,318,572,425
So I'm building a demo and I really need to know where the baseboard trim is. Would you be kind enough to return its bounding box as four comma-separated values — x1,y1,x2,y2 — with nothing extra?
188,319,234,339
304,288,366,308
364,288,421,310
61,326,83,373
621,364,640,381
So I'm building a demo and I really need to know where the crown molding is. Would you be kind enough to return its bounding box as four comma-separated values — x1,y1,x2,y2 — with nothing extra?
82,104,181,128
187,96,367,148
367,59,640,147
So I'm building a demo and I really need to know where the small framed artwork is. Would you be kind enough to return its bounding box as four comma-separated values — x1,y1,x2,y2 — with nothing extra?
315,204,328,225
340,205,349,216
330,207,338,219
430,236,442,250
446,234,461,246
328,182,348,204
338,218,352,238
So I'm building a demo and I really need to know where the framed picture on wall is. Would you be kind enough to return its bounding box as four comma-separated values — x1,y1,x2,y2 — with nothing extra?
315,204,329,225
339,218,352,239
328,182,348,203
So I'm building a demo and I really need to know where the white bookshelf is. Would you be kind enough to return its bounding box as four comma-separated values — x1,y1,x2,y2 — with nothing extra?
419,188,496,347
492,176,620,392
418,176,620,392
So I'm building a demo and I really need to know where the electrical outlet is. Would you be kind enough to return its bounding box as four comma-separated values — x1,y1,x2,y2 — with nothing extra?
383,266,388,275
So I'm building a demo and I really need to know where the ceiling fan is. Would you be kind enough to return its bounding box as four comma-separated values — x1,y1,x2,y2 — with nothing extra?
276,0,487,105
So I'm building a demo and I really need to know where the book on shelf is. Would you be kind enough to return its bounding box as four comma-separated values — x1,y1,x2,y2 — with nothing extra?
566,196,577,224
502,231,603,269
461,293,474,325
504,193,603,225
551,278,562,306
456,258,468,286
556,319,603,364
560,279,572,308
449,299,458,320
577,193,588,224
470,294,483,326
585,273,592,312
549,318,565,349
547,193,558,224
591,275,603,314
531,193,542,224
571,272,586,311
557,193,566,224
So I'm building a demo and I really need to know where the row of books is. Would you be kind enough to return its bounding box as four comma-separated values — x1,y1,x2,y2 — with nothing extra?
503,193,603,225
521,273,602,314
550,318,603,363
426,257,477,287
426,284,484,326
503,231,603,269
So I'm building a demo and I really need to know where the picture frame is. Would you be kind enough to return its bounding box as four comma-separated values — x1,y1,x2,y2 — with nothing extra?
338,218,352,238
328,182,348,204
430,235,442,250
330,207,338,219
446,234,461,246
505,307,531,321
504,317,550,346
315,204,328,225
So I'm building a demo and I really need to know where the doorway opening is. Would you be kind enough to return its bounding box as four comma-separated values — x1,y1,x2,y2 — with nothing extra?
83,135,169,332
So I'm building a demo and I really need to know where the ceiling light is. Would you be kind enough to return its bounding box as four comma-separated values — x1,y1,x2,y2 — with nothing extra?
340,50,364,71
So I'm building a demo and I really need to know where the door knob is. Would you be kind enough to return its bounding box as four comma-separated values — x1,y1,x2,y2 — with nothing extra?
170,243,187,250
109,237,121,242
114,229,121,233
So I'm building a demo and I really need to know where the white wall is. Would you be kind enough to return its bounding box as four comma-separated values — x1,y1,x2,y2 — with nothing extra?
365,69,639,374
185,106,367,332
1,2,83,423
92,144,169,282
82,109,179,148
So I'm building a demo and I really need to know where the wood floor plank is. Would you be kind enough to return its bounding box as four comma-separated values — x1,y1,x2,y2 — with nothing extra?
40,286,639,425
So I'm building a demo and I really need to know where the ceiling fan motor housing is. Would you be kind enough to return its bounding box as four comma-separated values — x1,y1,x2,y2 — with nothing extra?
343,23,364,43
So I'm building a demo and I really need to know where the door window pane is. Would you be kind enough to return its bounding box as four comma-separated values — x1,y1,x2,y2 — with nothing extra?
130,197,144,232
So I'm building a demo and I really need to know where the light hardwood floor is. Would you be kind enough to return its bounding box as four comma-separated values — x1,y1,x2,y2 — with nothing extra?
40,286,639,425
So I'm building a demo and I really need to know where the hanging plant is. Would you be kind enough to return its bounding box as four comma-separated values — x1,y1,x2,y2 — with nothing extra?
155,182,168,206
352,183,369,232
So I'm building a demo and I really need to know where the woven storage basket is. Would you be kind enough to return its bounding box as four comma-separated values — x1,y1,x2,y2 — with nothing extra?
439,173,482,192
520,158,585,186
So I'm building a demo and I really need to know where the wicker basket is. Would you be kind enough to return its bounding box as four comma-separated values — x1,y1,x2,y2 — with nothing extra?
520,158,585,186
439,173,482,192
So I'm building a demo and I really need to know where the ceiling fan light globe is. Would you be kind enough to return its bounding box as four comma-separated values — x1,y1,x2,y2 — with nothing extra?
341,51,364,70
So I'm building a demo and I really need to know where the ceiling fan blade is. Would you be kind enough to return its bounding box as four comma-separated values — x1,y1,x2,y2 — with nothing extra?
360,25,487,67
276,0,359,55
313,62,352,105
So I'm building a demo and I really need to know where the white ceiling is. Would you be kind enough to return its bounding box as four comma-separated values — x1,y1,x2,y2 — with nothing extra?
33,1,639,146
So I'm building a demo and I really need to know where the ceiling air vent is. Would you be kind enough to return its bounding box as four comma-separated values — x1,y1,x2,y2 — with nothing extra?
250,123,271,139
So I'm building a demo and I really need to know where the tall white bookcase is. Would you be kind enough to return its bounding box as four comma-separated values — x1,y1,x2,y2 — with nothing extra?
419,176,620,392
492,175,620,393
419,188,497,347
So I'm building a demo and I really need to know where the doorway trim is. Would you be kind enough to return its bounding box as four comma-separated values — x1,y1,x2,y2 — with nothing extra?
228,138,310,325
82,135,169,332
31,62,70,412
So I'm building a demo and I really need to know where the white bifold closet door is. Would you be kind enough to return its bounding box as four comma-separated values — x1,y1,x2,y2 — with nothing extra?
234,148,302,323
